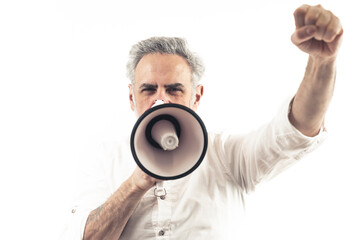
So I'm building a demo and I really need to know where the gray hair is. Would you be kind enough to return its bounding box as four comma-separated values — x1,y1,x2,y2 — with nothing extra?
126,37,205,90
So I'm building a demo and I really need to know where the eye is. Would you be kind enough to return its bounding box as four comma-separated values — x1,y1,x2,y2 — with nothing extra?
167,88,183,94
141,88,156,94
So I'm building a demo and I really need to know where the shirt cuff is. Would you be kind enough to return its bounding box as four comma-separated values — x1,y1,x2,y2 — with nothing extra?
287,95,327,137
276,96,328,160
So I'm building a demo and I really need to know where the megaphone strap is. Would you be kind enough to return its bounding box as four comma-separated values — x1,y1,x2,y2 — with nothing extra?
154,187,167,200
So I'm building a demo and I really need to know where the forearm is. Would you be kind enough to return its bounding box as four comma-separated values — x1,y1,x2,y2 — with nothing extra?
289,55,336,137
83,177,148,240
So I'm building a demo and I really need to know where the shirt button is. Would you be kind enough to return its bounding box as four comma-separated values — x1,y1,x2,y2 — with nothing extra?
71,209,76,213
158,230,165,236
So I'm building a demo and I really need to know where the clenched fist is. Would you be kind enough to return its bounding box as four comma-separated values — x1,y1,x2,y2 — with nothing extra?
291,4,343,60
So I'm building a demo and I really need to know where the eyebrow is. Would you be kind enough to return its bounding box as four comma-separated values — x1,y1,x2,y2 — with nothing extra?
164,83,185,89
139,83,157,90
139,83,185,89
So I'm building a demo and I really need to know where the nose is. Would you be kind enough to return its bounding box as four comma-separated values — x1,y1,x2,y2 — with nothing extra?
153,91,171,104
152,100,165,107
151,98,170,108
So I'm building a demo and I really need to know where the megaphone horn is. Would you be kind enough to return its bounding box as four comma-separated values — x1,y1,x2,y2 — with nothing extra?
130,103,208,180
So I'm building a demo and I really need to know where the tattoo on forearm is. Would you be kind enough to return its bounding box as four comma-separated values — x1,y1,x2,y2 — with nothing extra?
88,204,104,222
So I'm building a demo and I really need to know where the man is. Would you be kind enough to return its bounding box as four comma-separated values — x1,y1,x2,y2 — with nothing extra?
62,4,343,240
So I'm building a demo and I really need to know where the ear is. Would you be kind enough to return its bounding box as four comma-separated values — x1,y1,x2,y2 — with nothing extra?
128,84,135,111
191,84,204,111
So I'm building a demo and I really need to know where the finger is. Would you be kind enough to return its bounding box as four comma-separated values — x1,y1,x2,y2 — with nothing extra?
291,25,317,46
293,4,310,28
314,10,332,40
324,15,342,42
304,5,322,26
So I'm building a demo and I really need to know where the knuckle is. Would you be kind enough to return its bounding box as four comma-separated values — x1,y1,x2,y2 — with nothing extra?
305,15,317,25
325,28,337,40
294,4,309,15
334,16,341,25
327,25,337,34
293,9,302,17
316,12,331,27
305,8,322,25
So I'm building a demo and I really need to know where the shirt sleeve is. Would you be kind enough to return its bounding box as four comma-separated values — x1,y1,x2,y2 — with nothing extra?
59,143,112,240
214,97,328,193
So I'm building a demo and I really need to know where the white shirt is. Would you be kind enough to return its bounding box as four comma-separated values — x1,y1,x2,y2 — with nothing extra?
60,99,327,239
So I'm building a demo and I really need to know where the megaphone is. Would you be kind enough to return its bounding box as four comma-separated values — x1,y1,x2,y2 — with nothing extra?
130,101,208,180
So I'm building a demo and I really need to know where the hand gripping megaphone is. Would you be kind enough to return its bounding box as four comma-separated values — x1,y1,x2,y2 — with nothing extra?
130,101,208,180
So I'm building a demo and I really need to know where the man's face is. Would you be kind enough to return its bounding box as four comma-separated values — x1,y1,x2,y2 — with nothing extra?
129,53,203,117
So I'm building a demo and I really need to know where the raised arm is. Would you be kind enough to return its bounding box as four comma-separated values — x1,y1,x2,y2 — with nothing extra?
289,4,343,137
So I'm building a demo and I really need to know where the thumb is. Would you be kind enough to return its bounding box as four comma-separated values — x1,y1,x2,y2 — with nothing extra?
291,25,317,46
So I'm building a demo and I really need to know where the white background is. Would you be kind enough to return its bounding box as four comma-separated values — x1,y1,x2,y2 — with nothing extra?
1,0,359,239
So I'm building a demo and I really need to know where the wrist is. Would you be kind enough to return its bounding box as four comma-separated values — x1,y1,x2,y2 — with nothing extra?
306,55,337,84
129,169,156,194
309,54,337,66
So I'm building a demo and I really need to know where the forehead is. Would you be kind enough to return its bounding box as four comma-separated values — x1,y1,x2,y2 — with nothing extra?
134,53,192,85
